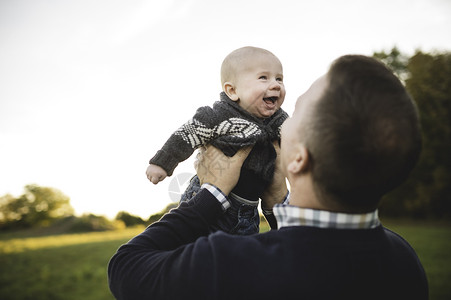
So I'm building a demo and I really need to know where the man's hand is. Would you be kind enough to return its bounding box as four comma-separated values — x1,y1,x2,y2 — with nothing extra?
261,141,288,210
146,164,168,184
195,145,252,195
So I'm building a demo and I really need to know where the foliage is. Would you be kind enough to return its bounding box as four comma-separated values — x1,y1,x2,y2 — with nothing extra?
115,211,145,227
406,52,451,218
375,49,451,219
68,214,125,232
0,184,74,230
0,185,126,233
373,46,409,82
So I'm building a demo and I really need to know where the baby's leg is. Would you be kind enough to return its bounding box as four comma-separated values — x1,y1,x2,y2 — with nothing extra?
212,193,260,235
181,175,260,235
179,175,201,203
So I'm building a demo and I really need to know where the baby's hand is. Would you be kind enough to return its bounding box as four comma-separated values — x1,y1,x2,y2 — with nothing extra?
146,164,168,184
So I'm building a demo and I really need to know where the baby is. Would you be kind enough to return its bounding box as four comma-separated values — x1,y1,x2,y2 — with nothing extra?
146,46,288,234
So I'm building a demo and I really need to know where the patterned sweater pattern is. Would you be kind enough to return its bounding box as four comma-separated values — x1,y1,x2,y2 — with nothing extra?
149,92,288,190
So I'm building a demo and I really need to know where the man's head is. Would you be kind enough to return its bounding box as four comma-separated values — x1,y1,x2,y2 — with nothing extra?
221,46,285,119
281,55,422,212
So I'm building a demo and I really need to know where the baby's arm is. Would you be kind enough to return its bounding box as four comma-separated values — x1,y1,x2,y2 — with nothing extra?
147,105,219,184
146,164,168,184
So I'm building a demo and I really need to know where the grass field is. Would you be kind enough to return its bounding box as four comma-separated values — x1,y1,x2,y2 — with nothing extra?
0,220,450,300
0,227,143,300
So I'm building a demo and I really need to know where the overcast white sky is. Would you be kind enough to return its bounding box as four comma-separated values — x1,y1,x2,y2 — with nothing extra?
1,0,450,219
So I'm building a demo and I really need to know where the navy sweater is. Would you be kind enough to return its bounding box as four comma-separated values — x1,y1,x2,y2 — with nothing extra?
108,189,428,300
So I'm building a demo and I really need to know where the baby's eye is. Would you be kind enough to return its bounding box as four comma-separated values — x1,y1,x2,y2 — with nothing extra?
259,75,267,80
277,77,283,82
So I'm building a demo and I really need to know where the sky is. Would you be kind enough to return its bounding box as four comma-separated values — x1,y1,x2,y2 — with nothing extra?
1,0,450,219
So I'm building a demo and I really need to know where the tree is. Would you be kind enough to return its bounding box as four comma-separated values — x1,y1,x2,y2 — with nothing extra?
405,51,451,218
373,47,409,82
0,184,74,229
375,50,451,218
115,211,145,227
69,213,124,232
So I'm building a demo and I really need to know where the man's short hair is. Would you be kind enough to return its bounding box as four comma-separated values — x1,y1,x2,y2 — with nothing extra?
307,55,422,212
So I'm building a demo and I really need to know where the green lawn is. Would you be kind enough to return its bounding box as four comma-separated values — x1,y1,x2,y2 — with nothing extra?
0,227,143,300
0,221,450,300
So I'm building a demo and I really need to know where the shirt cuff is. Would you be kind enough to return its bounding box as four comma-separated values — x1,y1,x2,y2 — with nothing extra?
201,183,230,211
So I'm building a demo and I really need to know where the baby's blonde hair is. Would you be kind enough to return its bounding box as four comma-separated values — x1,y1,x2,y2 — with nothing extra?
220,46,279,88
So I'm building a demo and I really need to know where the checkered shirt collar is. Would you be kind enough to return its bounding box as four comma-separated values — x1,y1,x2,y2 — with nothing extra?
274,204,380,230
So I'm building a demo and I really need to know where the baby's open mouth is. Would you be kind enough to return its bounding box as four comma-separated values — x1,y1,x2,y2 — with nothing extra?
263,96,278,104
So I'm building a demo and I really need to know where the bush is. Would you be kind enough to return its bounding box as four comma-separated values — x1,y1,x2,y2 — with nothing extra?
68,214,124,233
115,211,145,227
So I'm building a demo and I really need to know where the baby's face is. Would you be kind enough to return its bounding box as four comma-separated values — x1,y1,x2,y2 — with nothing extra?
232,54,285,118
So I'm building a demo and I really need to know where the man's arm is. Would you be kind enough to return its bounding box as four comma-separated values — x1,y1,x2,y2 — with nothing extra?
108,189,225,299
109,146,251,299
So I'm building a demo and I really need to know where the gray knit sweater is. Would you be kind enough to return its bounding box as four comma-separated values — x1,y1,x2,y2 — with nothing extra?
149,92,288,199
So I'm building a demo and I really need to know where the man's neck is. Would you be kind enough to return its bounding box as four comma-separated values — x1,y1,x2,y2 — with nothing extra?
288,174,375,214
288,175,326,210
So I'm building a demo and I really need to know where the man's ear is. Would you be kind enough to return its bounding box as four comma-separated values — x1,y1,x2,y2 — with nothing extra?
287,145,310,174
223,82,239,101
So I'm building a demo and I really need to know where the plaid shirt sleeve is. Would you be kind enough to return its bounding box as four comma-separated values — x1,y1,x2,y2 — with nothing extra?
201,183,231,211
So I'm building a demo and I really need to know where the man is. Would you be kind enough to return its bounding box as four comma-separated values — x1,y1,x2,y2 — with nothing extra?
108,55,428,299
